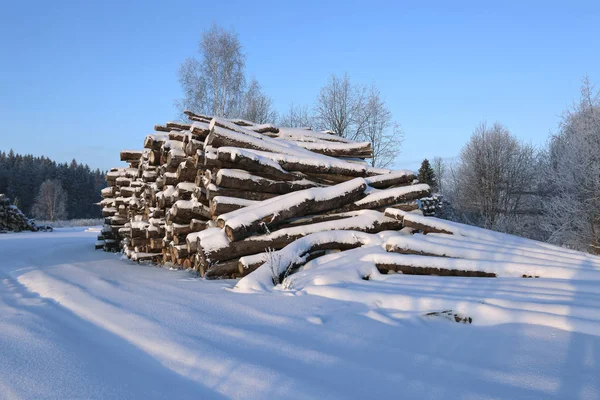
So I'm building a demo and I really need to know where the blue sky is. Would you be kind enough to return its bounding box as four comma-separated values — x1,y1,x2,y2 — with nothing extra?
1,0,598,171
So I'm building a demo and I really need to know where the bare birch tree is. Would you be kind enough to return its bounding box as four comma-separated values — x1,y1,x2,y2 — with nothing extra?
314,73,367,139
361,86,402,167
432,157,447,194
240,78,277,123
541,77,600,254
176,24,246,118
278,103,314,128
32,179,68,221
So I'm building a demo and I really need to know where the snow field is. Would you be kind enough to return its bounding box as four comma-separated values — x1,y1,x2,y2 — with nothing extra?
2,228,600,399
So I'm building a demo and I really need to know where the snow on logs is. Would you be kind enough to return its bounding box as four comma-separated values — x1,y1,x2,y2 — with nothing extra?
97,112,441,279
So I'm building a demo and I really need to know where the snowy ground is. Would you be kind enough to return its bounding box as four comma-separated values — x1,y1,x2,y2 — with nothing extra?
1,228,600,399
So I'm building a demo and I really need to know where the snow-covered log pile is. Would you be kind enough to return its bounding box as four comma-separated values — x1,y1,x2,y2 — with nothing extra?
97,112,433,277
236,208,600,292
0,194,38,232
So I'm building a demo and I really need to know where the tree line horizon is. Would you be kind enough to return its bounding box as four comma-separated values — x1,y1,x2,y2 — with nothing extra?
0,150,106,221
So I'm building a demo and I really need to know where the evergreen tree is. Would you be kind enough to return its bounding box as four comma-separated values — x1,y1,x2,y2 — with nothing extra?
418,158,436,190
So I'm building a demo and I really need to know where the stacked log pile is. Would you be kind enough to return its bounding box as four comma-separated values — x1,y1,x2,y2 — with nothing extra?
234,207,600,293
0,194,38,232
97,112,434,278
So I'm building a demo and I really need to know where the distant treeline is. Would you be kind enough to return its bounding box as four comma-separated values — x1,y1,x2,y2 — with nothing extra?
0,150,106,219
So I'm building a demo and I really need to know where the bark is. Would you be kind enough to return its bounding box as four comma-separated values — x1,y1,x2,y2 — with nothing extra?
171,244,189,260
375,262,495,277
218,180,367,241
346,184,430,211
206,185,279,201
167,149,187,169
176,159,198,182
216,148,298,181
198,212,401,269
120,150,143,163
168,131,188,142
216,169,318,194
169,200,210,224
293,141,373,158
189,218,208,232
204,259,242,280
166,121,191,131
185,139,204,157
209,196,256,217
365,172,416,189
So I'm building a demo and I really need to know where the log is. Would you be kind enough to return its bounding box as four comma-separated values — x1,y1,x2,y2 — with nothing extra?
204,259,241,280
169,200,211,223
348,184,430,211
120,150,143,163
375,261,496,277
164,172,178,186
101,187,115,198
276,210,366,229
167,149,186,169
184,110,212,123
189,218,207,232
171,244,189,260
166,121,191,131
276,127,352,143
171,223,192,237
238,250,328,276
144,134,168,150
190,121,211,139
198,211,401,269
176,159,197,182
364,170,416,189
174,182,196,201
142,170,158,183
168,131,188,142
218,178,368,241
209,196,257,217
185,139,204,157
292,141,373,158
216,147,299,182
215,169,318,195
383,209,454,234
239,240,363,282
149,238,164,250
206,184,279,202
154,124,170,132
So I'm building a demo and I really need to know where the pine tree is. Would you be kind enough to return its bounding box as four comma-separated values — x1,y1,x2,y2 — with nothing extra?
418,158,436,190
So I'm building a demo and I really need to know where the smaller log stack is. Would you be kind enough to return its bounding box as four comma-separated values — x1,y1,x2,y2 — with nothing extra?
0,194,38,232
96,113,433,278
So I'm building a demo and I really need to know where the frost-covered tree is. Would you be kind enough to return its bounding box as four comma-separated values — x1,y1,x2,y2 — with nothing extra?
541,77,600,254
314,73,368,140
362,86,403,168
449,122,539,234
315,75,402,167
278,103,314,128
176,24,246,118
32,179,68,221
432,157,447,194
240,78,277,123
418,159,436,189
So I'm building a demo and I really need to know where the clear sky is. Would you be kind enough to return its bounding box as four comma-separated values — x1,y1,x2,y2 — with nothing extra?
1,0,598,171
